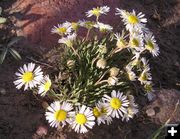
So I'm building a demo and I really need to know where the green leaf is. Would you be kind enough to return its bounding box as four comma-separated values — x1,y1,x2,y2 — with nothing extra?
0,47,8,64
0,17,6,24
7,36,24,47
9,48,21,60
0,7,2,15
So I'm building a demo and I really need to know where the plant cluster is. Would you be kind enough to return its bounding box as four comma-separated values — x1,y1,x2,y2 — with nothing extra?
14,6,159,133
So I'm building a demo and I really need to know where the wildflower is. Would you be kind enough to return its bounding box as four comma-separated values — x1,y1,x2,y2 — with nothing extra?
96,58,107,69
116,9,147,32
103,91,129,118
114,32,128,49
94,22,113,32
93,101,112,125
145,33,160,57
58,33,77,47
138,67,152,84
14,63,43,90
122,106,138,122
129,33,144,51
107,76,118,86
109,67,119,77
51,22,72,35
126,65,136,81
45,101,73,128
144,81,154,93
70,105,95,133
86,6,110,18
79,20,95,29
38,75,52,96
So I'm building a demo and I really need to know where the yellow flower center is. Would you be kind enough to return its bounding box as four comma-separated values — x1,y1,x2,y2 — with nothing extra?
71,22,78,30
85,21,94,29
54,110,67,121
146,41,154,50
75,113,87,125
110,97,122,109
101,107,107,114
140,73,147,81
22,72,34,82
131,38,139,47
57,27,67,34
44,80,51,92
117,39,127,48
128,15,138,24
93,107,101,117
92,8,101,17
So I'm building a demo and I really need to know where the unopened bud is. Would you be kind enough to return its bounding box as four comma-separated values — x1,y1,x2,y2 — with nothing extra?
96,58,107,69
107,76,118,86
67,60,75,69
109,67,119,77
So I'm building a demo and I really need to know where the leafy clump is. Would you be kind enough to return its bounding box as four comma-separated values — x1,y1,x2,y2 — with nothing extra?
14,6,159,134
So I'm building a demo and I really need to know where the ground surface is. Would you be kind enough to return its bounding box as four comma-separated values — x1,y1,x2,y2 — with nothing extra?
0,0,180,139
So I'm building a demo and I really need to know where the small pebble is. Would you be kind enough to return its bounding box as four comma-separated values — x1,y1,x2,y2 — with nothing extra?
36,125,48,136
146,108,156,117
0,88,6,95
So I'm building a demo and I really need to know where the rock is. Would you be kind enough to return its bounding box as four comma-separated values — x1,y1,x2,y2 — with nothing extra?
36,125,48,136
146,108,155,117
0,88,6,95
146,89,180,124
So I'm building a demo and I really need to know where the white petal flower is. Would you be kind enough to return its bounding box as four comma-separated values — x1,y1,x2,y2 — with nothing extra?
116,8,147,32
45,101,73,128
69,105,95,133
125,65,137,81
93,101,112,125
38,75,52,97
51,22,72,35
94,22,113,32
122,106,138,122
14,63,43,90
58,33,77,47
129,33,144,51
138,67,152,84
145,33,160,57
114,32,128,49
102,91,129,118
86,6,110,18
79,20,95,29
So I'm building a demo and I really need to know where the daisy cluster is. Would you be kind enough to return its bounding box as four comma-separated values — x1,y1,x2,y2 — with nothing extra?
14,6,159,134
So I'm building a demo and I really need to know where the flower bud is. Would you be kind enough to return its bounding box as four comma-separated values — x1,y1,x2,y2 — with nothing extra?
107,76,118,86
109,67,119,77
96,58,107,69
99,45,108,54
67,60,75,69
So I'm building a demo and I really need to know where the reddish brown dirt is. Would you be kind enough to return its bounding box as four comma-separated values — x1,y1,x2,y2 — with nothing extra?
0,0,180,139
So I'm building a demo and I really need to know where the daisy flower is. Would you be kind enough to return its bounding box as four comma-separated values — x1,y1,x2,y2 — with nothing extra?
122,95,138,121
114,32,128,49
86,6,110,18
125,65,136,81
45,101,73,128
58,33,77,47
144,81,154,93
96,58,107,69
141,57,150,69
129,33,144,51
116,8,147,32
70,105,95,133
14,63,43,90
51,22,72,35
145,33,160,57
138,67,152,84
93,101,112,125
102,90,129,118
94,22,113,32
79,20,95,29
122,106,138,122
38,75,52,96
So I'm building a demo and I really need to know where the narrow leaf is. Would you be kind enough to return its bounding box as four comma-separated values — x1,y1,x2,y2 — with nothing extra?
9,48,21,60
0,47,8,64
7,36,24,47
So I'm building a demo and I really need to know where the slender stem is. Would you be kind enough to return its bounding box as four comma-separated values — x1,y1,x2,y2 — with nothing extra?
85,29,91,40
70,45,80,59
95,80,107,85
95,70,109,85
